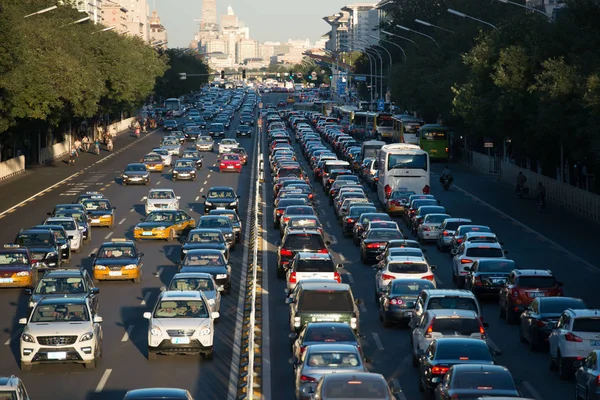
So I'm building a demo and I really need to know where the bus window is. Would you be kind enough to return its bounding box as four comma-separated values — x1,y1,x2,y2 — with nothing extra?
387,154,428,171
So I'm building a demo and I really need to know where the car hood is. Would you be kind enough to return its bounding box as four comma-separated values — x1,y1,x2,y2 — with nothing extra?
179,266,228,275
124,171,148,176
87,210,113,217
173,167,195,172
147,199,177,206
205,198,237,205
24,321,93,335
95,257,138,266
152,318,211,331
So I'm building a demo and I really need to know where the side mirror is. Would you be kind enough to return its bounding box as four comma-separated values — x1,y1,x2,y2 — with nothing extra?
288,332,297,340
421,248,427,253
140,218,145,222
142,196,148,201
499,241,505,245
482,322,489,328
68,236,74,240
113,206,116,210
364,357,374,364
430,265,437,271
355,299,363,305
91,288,100,294
437,200,441,205
93,316,103,323
19,318,27,325
336,263,343,269
78,226,84,231
47,212,52,216
143,312,152,319
160,286,167,292
325,240,331,246
503,250,509,255
211,312,220,319
285,297,294,304
237,195,241,199
493,350,502,356
275,242,281,247
138,253,144,257
24,288,32,295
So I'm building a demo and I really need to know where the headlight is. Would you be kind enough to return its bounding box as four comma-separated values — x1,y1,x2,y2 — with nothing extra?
150,325,162,336
122,175,129,178
173,171,178,174
182,249,188,253
216,274,228,279
95,265,107,270
102,215,112,219
208,299,215,305
61,244,68,249
80,332,94,342
46,252,57,259
29,302,37,308
21,333,35,343
124,264,138,270
350,317,357,329
155,226,166,231
199,327,211,336
205,201,212,206
225,233,233,238
16,271,30,277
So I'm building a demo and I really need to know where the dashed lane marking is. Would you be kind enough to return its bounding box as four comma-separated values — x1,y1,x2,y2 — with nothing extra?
121,325,134,342
139,197,145,202
155,267,163,278
435,276,444,286
372,332,384,350
359,302,367,313
207,174,211,178
118,218,126,225
200,187,204,192
203,180,208,185
195,196,199,201
156,181,161,185
346,273,355,285
141,292,151,306
536,236,546,242
166,247,173,256
522,381,545,400
104,232,113,240
90,248,98,256
328,235,338,244
130,208,134,213
325,221,331,228
95,369,112,393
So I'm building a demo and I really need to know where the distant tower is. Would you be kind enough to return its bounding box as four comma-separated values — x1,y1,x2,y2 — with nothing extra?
201,0,217,30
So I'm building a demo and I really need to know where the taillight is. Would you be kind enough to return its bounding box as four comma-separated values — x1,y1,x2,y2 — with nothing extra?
299,345,307,354
333,271,341,283
479,322,487,339
384,185,392,198
596,375,600,386
308,193,313,199
445,147,449,153
346,218,354,223
460,259,473,264
235,163,241,167
317,249,328,254
283,217,290,223
474,276,482,286
382,273,395,280
422,275,435,281
422,226,430,231
276,209,285,215
442,230,449,236
431,365,449,375
389,298,404,305
566,332,583,342
289,272,297,283
300,375,317,383
366,243,383,248
423,185,430,194
425,317,435,338
457,238,463,243
280,249,293,257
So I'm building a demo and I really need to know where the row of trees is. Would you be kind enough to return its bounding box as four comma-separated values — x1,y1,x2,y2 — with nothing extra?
354,0,600,178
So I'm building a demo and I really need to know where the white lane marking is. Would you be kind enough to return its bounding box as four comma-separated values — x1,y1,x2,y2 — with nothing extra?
156,267,163,278
90,248,98,256
346,273,355,285
200,187,204,193
139,197,145,202
203,180,208,185
435,276,444,286
95,369,112,392
261,179,272,400
485,337,501,354
3,338,10,345
207,174,211,178
156,180,161,185
325,221,331,228
452,183,599,272
522,381,545,400
391,379,408,400
328,235,337,244
104,232,113,240
195,196,200,201
118,218,126,225
141,292,151,306
339,253,347,262
130,208,134,213
121,325,134,342
372,332,384,350
166,247,173,256
359,302,367,313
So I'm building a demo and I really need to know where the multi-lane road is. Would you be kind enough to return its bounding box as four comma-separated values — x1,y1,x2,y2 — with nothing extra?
0,92,597,399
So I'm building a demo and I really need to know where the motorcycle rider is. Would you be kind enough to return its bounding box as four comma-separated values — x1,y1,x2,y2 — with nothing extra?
516,171,527,193
440,166,453,184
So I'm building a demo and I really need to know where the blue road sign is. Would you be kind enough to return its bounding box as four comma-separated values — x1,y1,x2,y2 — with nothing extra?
354,76,366,82
377,98,385,111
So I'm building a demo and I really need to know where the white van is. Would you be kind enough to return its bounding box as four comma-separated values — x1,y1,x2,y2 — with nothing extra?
377,143,430,205
361,140,386,160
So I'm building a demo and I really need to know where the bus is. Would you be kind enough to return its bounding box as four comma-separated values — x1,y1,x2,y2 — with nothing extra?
376,143,431,205
361,140,386,160
394,114,425,144
375,113,395,142
418,124,450,161
348,111,377,139
164,98,183,117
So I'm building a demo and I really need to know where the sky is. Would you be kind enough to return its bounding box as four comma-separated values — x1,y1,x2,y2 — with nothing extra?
153,0,352,48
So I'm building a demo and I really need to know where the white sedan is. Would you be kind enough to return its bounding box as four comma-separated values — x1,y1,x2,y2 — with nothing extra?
218,139,239,154
151,148,173,166
143,189,180,215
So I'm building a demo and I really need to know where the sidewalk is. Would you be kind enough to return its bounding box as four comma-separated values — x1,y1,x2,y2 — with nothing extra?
0,126,146,213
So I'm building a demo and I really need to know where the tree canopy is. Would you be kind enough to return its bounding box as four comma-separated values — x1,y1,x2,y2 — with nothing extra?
153,49,210,99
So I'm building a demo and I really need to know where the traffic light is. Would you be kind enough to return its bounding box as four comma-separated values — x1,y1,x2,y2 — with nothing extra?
220,70,225,79
242,69,246,79
329,75,333,80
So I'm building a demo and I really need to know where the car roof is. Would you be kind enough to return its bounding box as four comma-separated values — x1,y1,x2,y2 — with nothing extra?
208,186,235,191
126,163,147,167
566,309,600,318
443,218,472,222
40,269,86,278
450,364,510,373
320,372,386,383
305,321,353,330
427,309,479,318
432,337,489,347
185,249,223,254
285,229,321,235
189,228,222,234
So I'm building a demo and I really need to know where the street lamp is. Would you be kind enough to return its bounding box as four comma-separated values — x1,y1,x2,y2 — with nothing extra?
447,9,498,30
92,26,116,34
353,40,375,109
381,30,419,49
360,42,384,102
494,0,552,20
414,19,455,33
374,35,406,63
396,24,440,48
24,5,57,18
63,16,91,27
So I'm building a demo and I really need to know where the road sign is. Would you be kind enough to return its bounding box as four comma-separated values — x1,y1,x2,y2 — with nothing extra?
354,76,366,82
484,142,493,148
377,99,385,112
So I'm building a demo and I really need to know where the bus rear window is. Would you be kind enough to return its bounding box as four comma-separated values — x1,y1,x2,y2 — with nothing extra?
387,154,427,171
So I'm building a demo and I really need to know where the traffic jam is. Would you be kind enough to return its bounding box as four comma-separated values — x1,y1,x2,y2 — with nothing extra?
263,104,600,400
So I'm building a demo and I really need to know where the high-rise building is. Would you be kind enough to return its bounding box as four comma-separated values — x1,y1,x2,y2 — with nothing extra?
101,0,128,33
340,3,379,51
65,0,104,23
201,0,218,30
323,11,350,52
235,39,259,64
119,0,150,41
148,10,168,49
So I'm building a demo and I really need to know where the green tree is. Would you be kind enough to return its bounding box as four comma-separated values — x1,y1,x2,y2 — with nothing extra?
154,49,210,99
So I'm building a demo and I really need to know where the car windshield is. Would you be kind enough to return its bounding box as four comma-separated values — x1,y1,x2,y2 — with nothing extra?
149,191,175,200
207,190,235,199
285,234,324,250
305,326,355,342
175,160,194,168
211,212,239,223
367,230,402,240
541,298,585,314
0,252,28,265
230,148,246,155
30,303,89,322
428,297,478,312
163,140,178,146
144,155,161,162
424,214,450,224
436,342,492,360
97,246,135,258
465,248,504,258
238,126,250,131
182,152,200,158
188,231,223,243
324,380,388,398
477,261,515,273
35,277,86,295
0,391,18,400
391,281,435,295
153,149,168,156
285,207,315,216
16,232,52,246
55,211,85,223
210,125,224,131
48,220,76,231
153,300,208,318
144,212,175,223
306,351,361,368
82,199,111,211
387,154,428,170
299,291,353,312
184,253,225,266
388,262,428,273
169,277,214,291
222,154,240,161
222,140,236,145
198,137,213,142
453,371,516,390
198,218,231,229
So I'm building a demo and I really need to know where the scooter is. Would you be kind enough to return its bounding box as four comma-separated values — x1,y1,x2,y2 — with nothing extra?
440,176,453,191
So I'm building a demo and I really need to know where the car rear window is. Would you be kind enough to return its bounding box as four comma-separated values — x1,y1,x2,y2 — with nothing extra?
391,281,435,295
427,297,479,313
296,258,335,273
285,234,324,250
572,318,600,332
324,380,388,398
280,168,302,178
368,230,403,240
299,291,354,312
444,221,469,230
349,207,377,217
388,263,428,273
305,326,354,342
517,276,556,288
541,298,586,314
465,248,504,258
432,318,481,335
453,371,516,390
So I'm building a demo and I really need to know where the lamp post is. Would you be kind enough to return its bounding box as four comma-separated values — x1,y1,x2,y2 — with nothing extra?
24,5,57,18
363,45,383,104
354,41,375,109
62,16,91,27
447,9,498,30
414,19,455,33
92,26,116,34
381,30,419,49
397,24,440,48
368,35,394,100
494,0,552,20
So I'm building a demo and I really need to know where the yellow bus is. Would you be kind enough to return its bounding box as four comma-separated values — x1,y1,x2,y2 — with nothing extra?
391,114,424,145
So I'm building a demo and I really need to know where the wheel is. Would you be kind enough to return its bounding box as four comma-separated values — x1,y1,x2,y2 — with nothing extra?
147,349,157,360
167,229,175,242
20,361,32,372
145,180,150,186
133,273,142,283
122,181,127,186
558,353,573,380
203,350,214,360
84,358,97,369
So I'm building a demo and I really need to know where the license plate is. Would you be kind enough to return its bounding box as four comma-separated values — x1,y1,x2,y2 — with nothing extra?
491,278,506,284
91,219,100,223
108,271,122,276
172,337,190,344
227,166,234,169
528,292,546,298
591,340,600,346
47,352,67,360
404,310,413,316
217,207,225,210
0,278,13,283
142,232,153,236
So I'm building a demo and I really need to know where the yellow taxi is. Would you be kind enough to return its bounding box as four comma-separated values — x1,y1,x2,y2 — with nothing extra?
81,197,116,228
386,190,416,216
133,210,195,241
0,244,33,288
141,153,165,173
286,95,295,104
91,238,144,283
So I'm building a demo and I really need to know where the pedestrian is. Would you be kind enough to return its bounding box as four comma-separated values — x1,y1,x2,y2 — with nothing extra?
69,146,78,165
74,138,81,153
82,135,90,152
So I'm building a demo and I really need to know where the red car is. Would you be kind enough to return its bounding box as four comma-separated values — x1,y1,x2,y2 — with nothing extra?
219,153,242,173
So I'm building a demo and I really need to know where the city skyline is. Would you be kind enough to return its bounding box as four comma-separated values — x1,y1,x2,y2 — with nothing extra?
153,0,350,48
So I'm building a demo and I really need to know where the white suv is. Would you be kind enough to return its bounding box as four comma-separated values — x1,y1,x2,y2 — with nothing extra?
218,139,239,154
452,242,508,288
549,308,600,379
44,217,83,253
19,297,103,371
375,256,437,293
144,290,219,360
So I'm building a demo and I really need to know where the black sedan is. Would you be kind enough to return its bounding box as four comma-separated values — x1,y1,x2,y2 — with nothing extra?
179,249,231,294
202,186,240,214
163,119,178,132
122,163,150,185
180,149,203,169
236,124,252,138
240,114,254,126
434,364,520,399
180,228,229,261
172,159,197,181
464,258,517,296
378,278,435,326
360,228,404,264
289,322,360,361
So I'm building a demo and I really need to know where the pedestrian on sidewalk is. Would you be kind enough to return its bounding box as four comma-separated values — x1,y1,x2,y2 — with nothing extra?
69,146,78,165
82,135,90,152
74,138,81,153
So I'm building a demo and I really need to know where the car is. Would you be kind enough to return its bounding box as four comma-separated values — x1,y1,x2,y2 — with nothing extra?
273,198,310,229
122,163,150,185
311,372,396,400
123,388,195,400
411,206,447,234
75,191,104,205
141,153,164,173
160,138,181,156
342,205,378,237
218,138,239,154
15,229,62,271
143,189,180,215
289,322,360,362
196,136,214,152
276,229,330,278
416,213,451,242
133,210,195,241
184,126,202,141
450,225,492,251
51,209,91,243
499,269,564,324
229,147,248,165
575,349,600,400
163,272,222,314
377,278,436,327
435,218,472,252
218,153,242,173
434,364,521,399
240,114,254,126
291,344,368,400
143,290,218,360
181,229,229,261
352,213,392,245
178,249,231,294
31,225,71,263
0,244,34,289
520,296,586,351
209,209,242,243
360,228,404,264
386,190,416,216
0,375,31,399
236,124,252,137
151,148,173,166
90,238,144,283
202,186,240,214
452,242,508,288
409,289,483,330
81,197,116,228
374,256,437,297
19,296,103,371
172,159,197,181
26,268,99,312
463,231,501,244
163,119,178,131
283,215,323,237
171,131,186,144
208,123,225,137
463,258,517,297
286,252,341,292
44,217,83,253
280,205,316,233
180,149,203,169
196,215,236,250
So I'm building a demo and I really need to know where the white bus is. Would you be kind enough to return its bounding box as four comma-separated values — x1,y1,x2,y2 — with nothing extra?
164,98,183,117
376,143,431,204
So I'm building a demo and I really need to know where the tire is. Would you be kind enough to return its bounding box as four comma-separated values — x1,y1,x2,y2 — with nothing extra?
20,361,32,372
147,349,157,361
133,273,142,284
203,350,214,360
84,358,97,369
